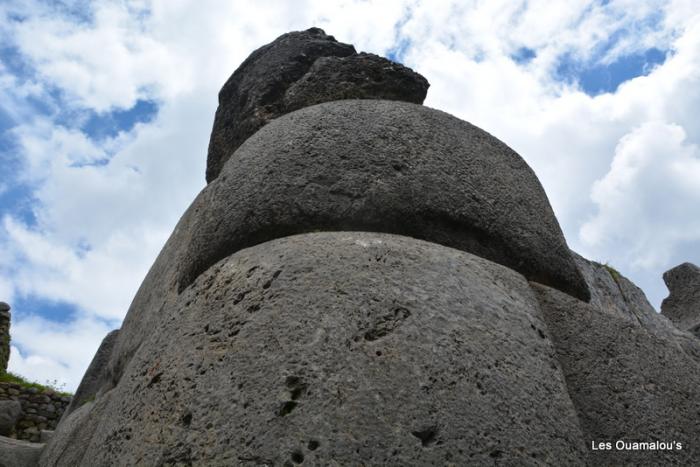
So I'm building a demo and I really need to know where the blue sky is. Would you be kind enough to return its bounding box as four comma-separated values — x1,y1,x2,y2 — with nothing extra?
1,0,699,390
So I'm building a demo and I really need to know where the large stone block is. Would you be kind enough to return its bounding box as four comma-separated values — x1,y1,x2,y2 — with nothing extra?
662,262,700,337
189,100,589,301
0,435,44,467
60,329,119,421
282,52,428,112
42,233,587,466
0,302,10,373
206,28,429,182
206,27,356,182
532,283,700,466
0,400,22,437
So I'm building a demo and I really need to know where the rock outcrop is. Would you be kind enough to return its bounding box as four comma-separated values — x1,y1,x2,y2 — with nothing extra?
41,233,587,466
0,302,10,373
533,283,700,466
188,100,589,301
0,383,71,443
0,436,44,467
40,28,700,466
662,262,700,337
0,400,22,437
206,27,428,183
60,330,119,421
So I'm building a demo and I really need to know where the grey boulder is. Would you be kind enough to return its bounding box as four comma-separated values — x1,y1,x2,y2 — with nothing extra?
41,233,587,466
282,52,428,112
662,262,700,337
206,27,356,182
0,400,22,437
60,329,119,420
186,100,589,301
0,436,44,467
532,283,700,466
206,28,430,183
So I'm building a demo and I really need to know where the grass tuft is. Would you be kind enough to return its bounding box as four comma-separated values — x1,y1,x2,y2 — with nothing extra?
0,371,72,397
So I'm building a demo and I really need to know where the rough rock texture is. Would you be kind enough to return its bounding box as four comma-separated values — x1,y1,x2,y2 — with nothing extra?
99,100,590,409
194,100,588,301
662,262,700,336
206,28,430,183
206,27,355,182
42,233,587,466
282,52,428,111
39,401,98,467
61,329,119,421
0,435,43,467
532,283,700,466
0,302,9,373
0,400,22,436
0,383,71,442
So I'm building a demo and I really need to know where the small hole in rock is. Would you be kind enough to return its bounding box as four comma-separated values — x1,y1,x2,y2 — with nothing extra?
307,440,319,451
291,451,304,464
411,426,438,447
286,376,300,387
181,411,192,426
490,450,504,458
291,387,304,400
278,401,298,416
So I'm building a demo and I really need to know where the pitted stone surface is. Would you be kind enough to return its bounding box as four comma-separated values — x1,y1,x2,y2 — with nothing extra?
570,252,692,341
61,329,119,421
0,435,44,467
533,283,700,466
282,52,428,111
191,100,589,301
41,233,587,466
206,27,356,182
206,28,430,183
0,400,22,437
104,100,589,390
662,262,700,336
0,302,9,373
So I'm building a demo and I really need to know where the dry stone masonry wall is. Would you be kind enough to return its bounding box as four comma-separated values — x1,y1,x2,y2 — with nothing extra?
0,383,70,442
34,28,700,466
0,302,71,446
0,302,10,373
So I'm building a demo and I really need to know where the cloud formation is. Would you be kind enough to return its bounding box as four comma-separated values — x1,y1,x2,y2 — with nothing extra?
0,0,699,390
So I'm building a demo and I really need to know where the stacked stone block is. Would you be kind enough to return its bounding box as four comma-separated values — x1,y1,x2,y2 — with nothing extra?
0,383,70,442
0,302,10,373
39,29,700,466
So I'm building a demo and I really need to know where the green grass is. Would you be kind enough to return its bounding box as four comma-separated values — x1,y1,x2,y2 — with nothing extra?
603,263,622,282
0,371,72,397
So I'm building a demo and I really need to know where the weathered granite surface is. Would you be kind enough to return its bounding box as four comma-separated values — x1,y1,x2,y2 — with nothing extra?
41,233,587,466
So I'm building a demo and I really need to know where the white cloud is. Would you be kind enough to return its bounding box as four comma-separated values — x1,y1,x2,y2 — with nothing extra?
1,0,700,392
581,121,700,268
8,315,113,391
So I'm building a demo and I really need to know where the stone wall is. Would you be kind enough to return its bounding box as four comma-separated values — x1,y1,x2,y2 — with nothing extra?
0,302,10,373
0,382,70,442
